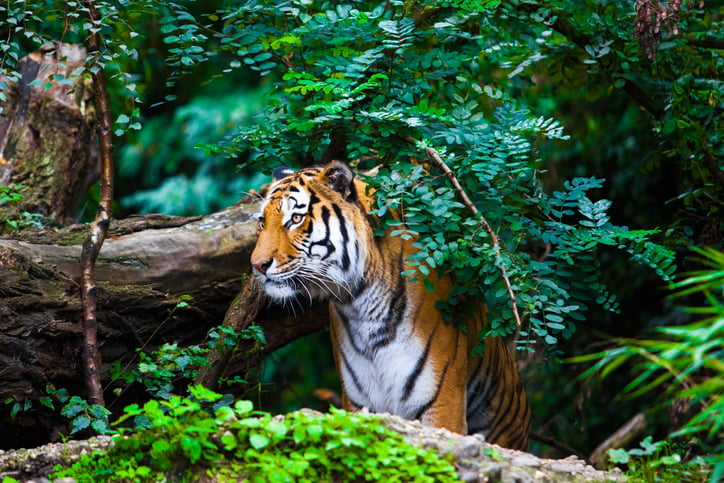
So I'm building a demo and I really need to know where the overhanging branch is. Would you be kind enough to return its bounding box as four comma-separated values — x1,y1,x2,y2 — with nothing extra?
405,137,523,328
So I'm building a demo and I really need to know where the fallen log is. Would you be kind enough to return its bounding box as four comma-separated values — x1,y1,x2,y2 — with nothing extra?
0,203,329,449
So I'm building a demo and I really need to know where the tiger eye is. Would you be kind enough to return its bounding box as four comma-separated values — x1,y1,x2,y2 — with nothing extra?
291,213,305,224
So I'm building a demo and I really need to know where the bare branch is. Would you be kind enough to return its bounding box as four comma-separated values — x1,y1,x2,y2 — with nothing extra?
405,137,523,328
685,36,724,50
79,0,115,407
529,430,588,461
194,278,265,388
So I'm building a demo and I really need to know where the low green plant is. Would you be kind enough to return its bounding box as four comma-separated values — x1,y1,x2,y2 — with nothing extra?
110,342,212,400
5,321,265,441
4,385,111,435
109,321,266,400
0,184,46,233
607,437,709,483
571,246,724,482
0,184,23,205
52,385,459,482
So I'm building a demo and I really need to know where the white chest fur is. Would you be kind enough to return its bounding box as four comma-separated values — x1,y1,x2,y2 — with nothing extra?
331,281,438,419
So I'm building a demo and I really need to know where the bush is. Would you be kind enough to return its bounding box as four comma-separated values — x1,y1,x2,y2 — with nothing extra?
51,385,459,482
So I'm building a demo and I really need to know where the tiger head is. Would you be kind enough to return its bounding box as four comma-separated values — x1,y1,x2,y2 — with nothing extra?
250,161,372,303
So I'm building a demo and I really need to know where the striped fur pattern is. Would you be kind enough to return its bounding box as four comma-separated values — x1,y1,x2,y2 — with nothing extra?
250,161,530,449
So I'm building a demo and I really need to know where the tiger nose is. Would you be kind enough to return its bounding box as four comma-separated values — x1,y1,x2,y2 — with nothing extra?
252,258,273,275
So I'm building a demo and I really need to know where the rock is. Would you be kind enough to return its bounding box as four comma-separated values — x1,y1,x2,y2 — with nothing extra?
367,411,625,482
0,411,625,482
0,436,113,482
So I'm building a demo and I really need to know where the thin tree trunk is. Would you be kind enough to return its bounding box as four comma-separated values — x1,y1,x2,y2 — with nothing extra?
79,0,115,408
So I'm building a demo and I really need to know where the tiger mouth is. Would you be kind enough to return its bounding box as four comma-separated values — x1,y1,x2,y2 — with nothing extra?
261,278,298,301
260,273,346,303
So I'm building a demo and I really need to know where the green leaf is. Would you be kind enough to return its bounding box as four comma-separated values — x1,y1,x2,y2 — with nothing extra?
220,431,237,451
607,448,630,464
181,436,202,463
234,400,253,415
70,415,91,434
306,424,323,441
249,432,270,449
61,403,85,418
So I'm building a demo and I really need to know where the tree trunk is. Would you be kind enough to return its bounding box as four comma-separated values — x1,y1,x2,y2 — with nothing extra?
0,43,99,227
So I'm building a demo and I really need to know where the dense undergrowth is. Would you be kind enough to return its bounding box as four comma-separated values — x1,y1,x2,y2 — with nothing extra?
47,386,458,483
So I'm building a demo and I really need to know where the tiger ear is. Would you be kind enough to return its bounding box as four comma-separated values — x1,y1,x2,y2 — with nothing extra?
272,166,295,182
324,161,358,201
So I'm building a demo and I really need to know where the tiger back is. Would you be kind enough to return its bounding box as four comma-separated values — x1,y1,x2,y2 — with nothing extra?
250,161,530,450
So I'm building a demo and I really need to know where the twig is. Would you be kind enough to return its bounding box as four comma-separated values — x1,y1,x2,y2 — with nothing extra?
529,430,588,461
79,0,114,407
685,36,724,50
405,137,523,328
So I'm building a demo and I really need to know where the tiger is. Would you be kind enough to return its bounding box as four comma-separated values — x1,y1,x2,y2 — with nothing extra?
250,160,531,450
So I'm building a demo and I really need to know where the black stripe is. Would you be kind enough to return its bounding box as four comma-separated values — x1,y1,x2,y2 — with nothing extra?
308,206,336,259
332,204,350,270
349,279,367,299
333,306,368,357
402,326,436,401
339,346,366,397
369,275,407,350
484,352,518,443
412,360,450,420
487,390,522,445
308,188,319,206
466,356,484,405
468,355,498,422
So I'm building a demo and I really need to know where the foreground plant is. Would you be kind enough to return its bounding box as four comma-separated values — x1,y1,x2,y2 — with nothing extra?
51,385,459,482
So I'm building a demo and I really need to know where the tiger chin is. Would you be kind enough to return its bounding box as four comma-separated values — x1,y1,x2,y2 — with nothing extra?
251,161,531,450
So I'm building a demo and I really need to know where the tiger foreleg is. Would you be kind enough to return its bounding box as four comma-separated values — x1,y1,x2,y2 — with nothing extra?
417,371,469,435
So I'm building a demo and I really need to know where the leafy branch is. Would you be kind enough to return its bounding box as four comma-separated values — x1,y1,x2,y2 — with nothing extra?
512,2,664,118
406,137,523,328
200,1,677,354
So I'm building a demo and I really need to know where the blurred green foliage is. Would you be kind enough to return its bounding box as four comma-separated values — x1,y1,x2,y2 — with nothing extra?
117,82,267,216
1,0,722,472
573,247,724,481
